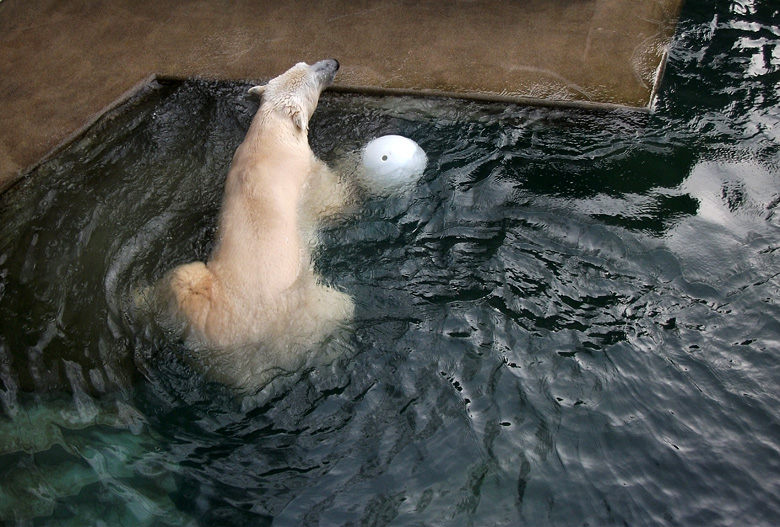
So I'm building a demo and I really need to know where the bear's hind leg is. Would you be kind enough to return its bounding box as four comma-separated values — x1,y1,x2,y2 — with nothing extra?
161,261,216,335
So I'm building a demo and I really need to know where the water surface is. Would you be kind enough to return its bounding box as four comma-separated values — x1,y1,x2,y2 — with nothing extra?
1,1,780,525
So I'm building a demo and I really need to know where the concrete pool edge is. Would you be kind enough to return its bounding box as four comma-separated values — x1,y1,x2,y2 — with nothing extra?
0,0,686,195
146,72,661,113
3,71,661,198
0,74,159,196
327,85,657,114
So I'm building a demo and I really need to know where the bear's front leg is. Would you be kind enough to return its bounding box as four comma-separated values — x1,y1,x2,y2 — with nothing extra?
303,159,355,221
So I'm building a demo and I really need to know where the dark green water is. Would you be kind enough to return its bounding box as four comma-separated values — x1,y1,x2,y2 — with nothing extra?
1,1,780,525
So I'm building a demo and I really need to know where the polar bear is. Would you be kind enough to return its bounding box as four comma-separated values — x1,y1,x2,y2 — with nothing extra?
146,59,354,391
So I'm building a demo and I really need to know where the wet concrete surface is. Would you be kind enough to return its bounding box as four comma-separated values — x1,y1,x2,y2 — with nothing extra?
0,0,684,192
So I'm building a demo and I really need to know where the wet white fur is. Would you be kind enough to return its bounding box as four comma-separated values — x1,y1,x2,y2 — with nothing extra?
149,60,353,391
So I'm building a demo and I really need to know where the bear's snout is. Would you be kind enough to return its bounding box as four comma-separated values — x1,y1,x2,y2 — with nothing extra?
312,58,340,88
320,58,339,70
314,58,339,75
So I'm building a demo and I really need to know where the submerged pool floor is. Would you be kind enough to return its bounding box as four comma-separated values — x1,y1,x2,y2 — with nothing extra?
0,0,684,192
1,1,780,526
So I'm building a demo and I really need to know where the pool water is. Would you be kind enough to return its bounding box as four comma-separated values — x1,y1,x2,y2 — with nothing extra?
2,1,780,525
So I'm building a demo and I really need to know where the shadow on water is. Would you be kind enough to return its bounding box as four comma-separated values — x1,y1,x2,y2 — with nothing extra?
2,1,780,525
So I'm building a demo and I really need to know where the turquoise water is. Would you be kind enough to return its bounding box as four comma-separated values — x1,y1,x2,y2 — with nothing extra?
1,1,780,525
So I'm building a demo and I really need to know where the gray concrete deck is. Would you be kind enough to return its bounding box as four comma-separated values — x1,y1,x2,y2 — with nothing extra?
0,0,684,193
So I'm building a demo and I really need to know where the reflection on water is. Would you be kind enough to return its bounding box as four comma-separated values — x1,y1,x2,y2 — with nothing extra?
1,1,780,525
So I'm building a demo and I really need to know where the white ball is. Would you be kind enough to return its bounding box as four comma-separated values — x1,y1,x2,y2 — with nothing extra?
360,135,427,194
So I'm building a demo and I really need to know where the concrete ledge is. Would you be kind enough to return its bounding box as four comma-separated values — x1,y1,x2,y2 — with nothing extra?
0,0,684,193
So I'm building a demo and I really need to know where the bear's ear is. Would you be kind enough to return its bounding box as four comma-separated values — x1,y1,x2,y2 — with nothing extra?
290,109,308,133
248,85,266,98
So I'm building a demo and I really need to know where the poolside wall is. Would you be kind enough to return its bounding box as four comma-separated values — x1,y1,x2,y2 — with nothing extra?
0,0,684,193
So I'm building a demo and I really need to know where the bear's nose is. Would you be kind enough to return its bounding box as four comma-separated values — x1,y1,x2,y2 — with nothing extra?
315,58,339,73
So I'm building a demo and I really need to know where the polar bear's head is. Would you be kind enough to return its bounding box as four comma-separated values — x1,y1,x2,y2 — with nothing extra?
248,59,340,133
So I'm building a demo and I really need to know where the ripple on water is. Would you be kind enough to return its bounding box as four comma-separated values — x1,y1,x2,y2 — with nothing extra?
2,3,780,524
